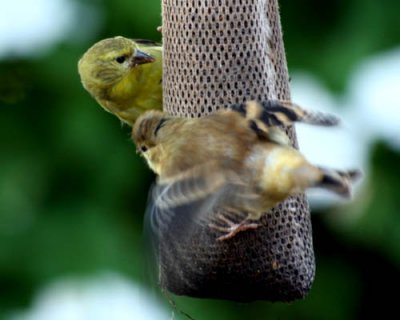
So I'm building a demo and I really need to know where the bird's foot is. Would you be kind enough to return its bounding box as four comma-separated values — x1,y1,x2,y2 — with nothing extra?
209,214,259,241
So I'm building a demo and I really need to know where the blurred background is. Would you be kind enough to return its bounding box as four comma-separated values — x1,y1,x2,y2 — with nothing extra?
0,0,399,319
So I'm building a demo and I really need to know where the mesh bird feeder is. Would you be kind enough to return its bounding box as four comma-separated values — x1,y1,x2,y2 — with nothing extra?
159,0,315,302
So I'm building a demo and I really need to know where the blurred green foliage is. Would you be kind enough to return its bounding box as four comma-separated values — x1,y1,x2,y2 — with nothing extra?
0,0,399,319
281,0,400,92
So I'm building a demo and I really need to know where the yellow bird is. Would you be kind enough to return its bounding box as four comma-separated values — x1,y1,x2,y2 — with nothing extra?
78,36,162,125
132,100,361,241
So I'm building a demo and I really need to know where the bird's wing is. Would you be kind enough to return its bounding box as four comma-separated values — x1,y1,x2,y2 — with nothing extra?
262,100,340,127
229,100,340,146
229,100,340,131
144,160,247,241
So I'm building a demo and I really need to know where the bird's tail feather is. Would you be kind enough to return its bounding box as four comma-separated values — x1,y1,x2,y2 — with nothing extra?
314,167,362,198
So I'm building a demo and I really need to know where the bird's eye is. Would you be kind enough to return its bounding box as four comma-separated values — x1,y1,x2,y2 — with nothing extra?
115,55,126,64
140,145,148,152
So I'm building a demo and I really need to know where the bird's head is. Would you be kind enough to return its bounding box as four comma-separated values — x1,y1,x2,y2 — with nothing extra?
132,110,170,154
78,36,155,94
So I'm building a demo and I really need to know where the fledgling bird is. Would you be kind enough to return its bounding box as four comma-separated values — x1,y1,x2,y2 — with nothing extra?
133,100,361,241
78,36,162,125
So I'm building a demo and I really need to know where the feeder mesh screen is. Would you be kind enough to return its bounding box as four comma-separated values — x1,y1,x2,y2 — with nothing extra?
159,0,315,302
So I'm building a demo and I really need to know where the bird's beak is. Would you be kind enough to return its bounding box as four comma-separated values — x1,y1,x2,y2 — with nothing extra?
131,50,155,67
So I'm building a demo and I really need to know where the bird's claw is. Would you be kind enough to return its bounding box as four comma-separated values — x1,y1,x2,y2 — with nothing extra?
209,214,259,241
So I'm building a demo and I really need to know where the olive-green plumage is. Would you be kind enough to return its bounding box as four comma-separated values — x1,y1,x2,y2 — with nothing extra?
78,36,162,125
